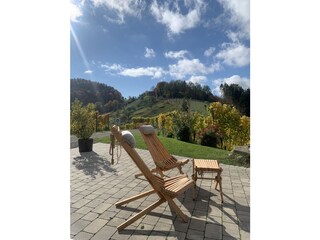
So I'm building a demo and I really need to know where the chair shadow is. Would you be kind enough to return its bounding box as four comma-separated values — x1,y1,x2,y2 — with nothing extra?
72,151,117,179
116,185,249,239
113,160,249,239
174,186,250,239
219,193,250,233
116,203,182,238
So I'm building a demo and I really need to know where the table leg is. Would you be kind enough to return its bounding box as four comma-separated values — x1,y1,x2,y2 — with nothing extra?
215,168,223,203
192,159,197,200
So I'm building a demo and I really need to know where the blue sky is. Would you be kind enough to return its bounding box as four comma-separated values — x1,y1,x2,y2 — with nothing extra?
70,0,250,98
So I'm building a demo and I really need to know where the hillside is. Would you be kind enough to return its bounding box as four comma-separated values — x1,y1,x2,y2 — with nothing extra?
70,78,249,125
71,78,220,122
113,80,222,121
123,98,210,118
70,78,124,113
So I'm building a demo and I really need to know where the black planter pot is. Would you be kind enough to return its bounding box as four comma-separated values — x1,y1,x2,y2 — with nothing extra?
78,138,93,152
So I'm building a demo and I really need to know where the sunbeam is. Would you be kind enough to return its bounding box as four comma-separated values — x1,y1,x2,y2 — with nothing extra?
70,23,91,74
70,23,107,112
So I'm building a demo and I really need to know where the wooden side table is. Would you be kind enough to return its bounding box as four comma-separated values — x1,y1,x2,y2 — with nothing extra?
192,159,223,203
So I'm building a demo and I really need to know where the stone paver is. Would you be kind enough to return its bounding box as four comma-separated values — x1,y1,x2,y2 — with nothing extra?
73,231,94,240
83,218,108,234
71,219,91,235
70,143,250,239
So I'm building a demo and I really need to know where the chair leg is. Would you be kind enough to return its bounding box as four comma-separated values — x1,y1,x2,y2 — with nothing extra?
177,165,184,174
117,199,165,231
192,181,196,200
159,169,164,177
167,198,188,222
115,189,156,207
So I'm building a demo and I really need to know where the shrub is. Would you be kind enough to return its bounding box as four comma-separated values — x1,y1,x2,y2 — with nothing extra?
70,99,96,139
198,127,219,148
176,125,191,142
166,132,174,138
208,102,250,150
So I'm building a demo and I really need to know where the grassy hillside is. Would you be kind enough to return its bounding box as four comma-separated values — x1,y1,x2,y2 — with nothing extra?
124,98,210,118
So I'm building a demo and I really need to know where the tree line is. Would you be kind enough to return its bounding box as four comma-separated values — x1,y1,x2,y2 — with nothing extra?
140,80,221,102
70,78,250,117
71,78,125,113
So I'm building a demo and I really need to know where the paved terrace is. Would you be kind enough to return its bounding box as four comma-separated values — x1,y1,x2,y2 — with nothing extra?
70,143,250,240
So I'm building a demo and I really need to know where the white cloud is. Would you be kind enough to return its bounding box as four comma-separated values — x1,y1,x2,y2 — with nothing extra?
169,58,220,79
101,63,124,71
144,48,156,58
216,43,250,67
84,70,93,74
102,63,164,78
187,75,207,85
218,0,250,40
212,75,250,96
204,47,215,57
70,2,82,22
150,0,205,35
164,50,189,59
120,67,164,79
226,31,243,43
91,0,146,24
101,57,221,81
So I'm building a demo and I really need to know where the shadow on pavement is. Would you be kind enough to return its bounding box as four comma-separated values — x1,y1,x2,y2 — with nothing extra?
72,151,117,179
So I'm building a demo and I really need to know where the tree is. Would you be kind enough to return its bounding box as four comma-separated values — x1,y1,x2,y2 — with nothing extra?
181,98,190,112
70,78,125,113
152,80,217,101
220,83,250,116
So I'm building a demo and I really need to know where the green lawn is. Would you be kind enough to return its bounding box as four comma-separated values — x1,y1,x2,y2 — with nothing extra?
94,131,249,167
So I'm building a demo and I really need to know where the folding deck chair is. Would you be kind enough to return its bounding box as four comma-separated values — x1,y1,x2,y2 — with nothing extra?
111,126,195,231
137,125,190,177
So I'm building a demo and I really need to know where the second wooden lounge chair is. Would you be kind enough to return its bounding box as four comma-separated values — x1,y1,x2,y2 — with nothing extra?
111,125,195,231
137,125,190,177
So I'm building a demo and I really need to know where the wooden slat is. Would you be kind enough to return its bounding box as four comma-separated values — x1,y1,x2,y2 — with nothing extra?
163,177,194,196
139,126,189,174
194,159,221,171
166,179,185,191
163,174,187,187
115,189,156,207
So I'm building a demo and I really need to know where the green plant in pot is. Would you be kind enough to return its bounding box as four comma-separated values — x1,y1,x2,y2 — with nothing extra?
71,99,96,152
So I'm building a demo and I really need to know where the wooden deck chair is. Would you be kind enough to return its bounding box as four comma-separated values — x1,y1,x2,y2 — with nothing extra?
111,125,195,231
137,125,190,177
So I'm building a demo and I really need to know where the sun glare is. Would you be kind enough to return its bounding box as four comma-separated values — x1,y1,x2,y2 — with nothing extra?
70,24,91,74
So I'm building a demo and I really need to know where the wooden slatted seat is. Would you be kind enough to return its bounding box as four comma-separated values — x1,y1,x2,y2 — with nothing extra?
137,125,189,177
194,159,220,171
111,126,195,231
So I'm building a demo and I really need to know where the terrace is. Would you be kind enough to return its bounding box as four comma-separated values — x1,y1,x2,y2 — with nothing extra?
70,143,250,240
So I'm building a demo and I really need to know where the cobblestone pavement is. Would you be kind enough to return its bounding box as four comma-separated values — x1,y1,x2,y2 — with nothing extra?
70,143,250,240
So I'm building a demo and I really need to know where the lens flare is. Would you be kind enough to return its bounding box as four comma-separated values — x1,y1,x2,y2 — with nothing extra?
70,24,91,73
